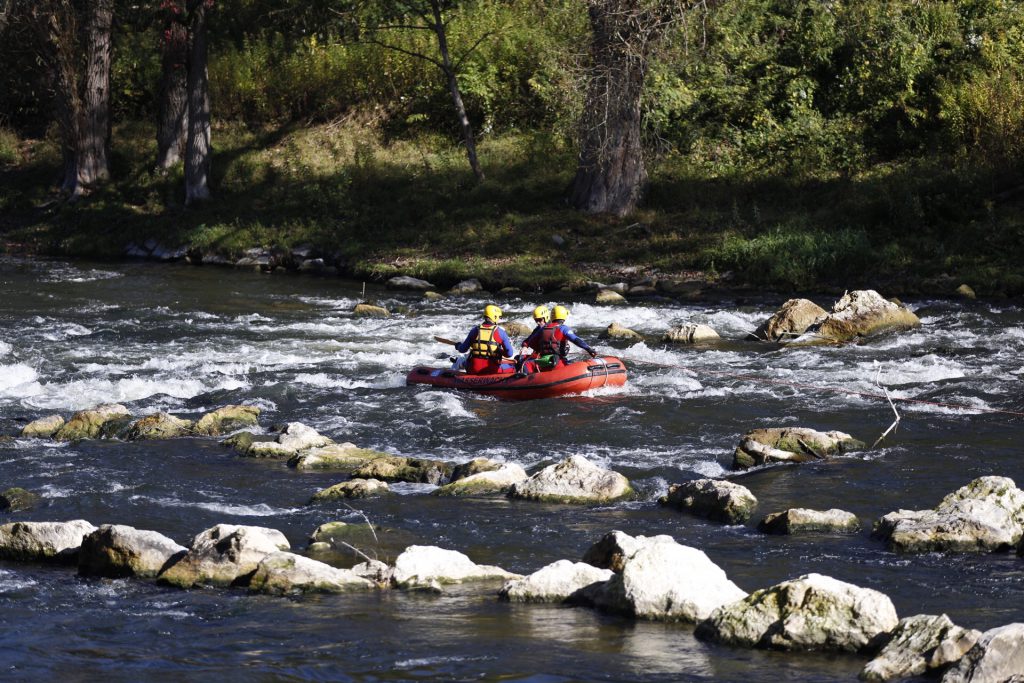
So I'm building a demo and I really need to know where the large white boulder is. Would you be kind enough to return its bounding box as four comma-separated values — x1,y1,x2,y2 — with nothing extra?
942,623,1024,682
158,524,290,588
248,551,376,594
861,614,981,681
581,530,676,572
662,323,720,344
78,524,186,579
791,290,920,345
586,539,747,622
390,545,520,589
246,422,333,458
759,508,860,535
509,455,632,504
0,520,97,564
874,476,1024,553
733,427,864,470
696,573,898,652
499,560,613,604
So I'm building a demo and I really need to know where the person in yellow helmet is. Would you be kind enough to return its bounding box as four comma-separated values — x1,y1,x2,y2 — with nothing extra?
514,305,551,373
523,304,596,369
454,304,516,374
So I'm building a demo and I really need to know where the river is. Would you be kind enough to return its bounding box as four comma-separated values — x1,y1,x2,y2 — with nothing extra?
1,255,1023,681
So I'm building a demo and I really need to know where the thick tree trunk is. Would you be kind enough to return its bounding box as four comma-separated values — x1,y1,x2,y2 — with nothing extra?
568,0,659,217
156,18,189,171
79,0,113,185
430,0,484,182
184,0,211,205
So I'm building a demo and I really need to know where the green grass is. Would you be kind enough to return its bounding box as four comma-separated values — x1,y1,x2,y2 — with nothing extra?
1,120,1022,295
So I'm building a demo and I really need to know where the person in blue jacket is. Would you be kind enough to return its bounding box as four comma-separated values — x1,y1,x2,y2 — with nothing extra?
455,304,516,374
522,305,596,369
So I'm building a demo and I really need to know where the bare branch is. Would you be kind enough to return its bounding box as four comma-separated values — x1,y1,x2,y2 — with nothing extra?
365,36,444,70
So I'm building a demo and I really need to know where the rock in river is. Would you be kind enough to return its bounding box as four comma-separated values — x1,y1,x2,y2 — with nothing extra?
248,551,375,595
289,442,390,470
873,476,1024,553
860,613,981,681
695,573,898,653
733,427,864,470
499,560,613,604
660,479,757,524
601,323,643,342
193,405,261,436
584,536,747,622
0,487,40,512
309,478,390,503
0,520,97,564
433,463,528,497
125,412,194,440
350,455,452,485
759,508,860,535
390,545,520,589
158,524,290,588
78,524,187,579
941,622,1024,682
662,323,720,344
508,455,632,504
749,298,828,342
20,415,65,439
53,404,131,441
596,289,627,304
791,289,921,345
353,303,389,318
386,275,435,291
581,530,675,573
241,422,333,458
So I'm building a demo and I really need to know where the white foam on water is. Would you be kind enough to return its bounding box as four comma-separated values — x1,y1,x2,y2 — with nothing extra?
296,296,361,310
413,390,483,422
0,569,38,593
556,302,672,333
292,372,406,390
41,264,123,283
130,495,301,517
23,375,250,411
693,459,727,478
0,341,11,357
0,363,42,398
39,322,93,341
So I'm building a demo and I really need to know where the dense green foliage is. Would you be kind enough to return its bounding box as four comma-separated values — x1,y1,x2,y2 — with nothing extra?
1,0,1023,292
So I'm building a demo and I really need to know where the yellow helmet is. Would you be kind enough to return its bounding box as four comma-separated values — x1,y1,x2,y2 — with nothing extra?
483,304,503,324
532,305,550,323
552,305,569,322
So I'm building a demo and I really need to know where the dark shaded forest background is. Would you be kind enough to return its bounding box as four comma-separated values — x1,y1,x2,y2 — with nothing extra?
1,0,1023,292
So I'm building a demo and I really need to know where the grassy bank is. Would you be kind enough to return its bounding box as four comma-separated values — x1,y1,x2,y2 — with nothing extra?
1,121,1022,296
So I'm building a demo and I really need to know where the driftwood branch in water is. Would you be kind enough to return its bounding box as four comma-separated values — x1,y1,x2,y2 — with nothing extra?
871,366,901,449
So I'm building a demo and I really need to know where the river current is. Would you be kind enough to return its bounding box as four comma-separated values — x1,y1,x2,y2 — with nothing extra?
1,256,1023,681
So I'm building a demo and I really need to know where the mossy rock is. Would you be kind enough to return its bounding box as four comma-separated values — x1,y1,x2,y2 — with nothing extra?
309,479,390,503
0,487,41,512
351,455,452,485
194,405,261,436
289,443,391,471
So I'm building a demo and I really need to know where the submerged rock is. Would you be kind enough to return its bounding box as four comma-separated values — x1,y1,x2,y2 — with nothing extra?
390,545,520,589
20,415,65,439
733,427,864,470
662,323,720,344
289,442,390,470
78,524,186,579
158,524,290,588
860,614,981,681
874,476,1024,553
791,290,921,345
660,479,757,524
306,521,417,569
585,537,747,622
350,455,451,485
0,487,40,512
509,455,632,504
54,404,131,441
248,551,375,595
125,412,194,440
941,622,1024,682
696,573,898,653
193,405,261,436
759,508,860,535
309,478,390,503
499,560,613,604
0,520,97,564
433,464,528,497
750,298,828,342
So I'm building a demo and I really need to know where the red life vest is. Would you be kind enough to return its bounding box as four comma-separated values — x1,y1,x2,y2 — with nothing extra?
537,322,567,357
469,323,503,359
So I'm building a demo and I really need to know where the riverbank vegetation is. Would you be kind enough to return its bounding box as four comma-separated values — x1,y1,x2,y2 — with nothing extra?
1,0,1023,294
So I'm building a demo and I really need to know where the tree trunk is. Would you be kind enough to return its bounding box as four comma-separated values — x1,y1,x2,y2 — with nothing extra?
156,17,189,171
568,0,659,217
79,0,113,186
430,0,484,182
184,0,211,205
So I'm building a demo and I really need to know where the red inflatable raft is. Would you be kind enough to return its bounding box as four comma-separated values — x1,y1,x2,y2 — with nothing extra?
406,356,627,401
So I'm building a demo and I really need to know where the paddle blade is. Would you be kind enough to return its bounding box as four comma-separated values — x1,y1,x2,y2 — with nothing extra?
434,336,459,346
